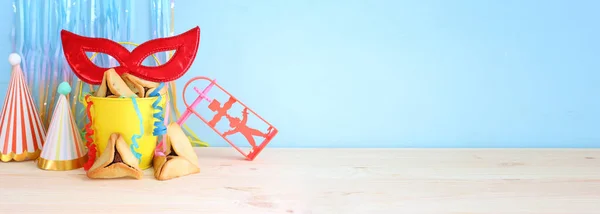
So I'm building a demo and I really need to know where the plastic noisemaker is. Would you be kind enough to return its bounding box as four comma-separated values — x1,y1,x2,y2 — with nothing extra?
178,76,279,161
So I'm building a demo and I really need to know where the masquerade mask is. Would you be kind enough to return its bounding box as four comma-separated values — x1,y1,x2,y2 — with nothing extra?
61,26,200,84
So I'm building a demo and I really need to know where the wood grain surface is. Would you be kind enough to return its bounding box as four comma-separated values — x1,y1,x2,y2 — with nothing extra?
1,148,600,213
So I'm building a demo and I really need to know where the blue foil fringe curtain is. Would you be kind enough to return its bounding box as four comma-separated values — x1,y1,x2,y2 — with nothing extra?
10,0,207,146
150,0,173,66
11,0,133,131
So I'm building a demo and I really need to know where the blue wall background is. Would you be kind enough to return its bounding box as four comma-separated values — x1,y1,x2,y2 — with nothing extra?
1,0,599,148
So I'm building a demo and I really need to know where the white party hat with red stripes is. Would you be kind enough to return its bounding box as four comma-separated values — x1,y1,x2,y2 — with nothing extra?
0,53,47,162
37,82,87,170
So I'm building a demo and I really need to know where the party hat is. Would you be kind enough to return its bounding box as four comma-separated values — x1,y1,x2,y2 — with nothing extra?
0,53,46,162
37,82,87,170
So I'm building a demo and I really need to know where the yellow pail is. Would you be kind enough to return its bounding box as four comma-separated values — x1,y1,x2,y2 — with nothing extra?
89,96,166,170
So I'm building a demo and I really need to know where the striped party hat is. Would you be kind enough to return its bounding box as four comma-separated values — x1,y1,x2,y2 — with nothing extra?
37,82,87,170
0,53,46,162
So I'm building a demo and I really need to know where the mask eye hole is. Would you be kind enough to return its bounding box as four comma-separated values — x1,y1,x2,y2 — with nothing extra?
86,52,121,68
140,50,177,67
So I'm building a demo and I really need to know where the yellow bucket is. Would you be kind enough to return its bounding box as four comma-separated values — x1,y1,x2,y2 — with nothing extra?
89,96,166,170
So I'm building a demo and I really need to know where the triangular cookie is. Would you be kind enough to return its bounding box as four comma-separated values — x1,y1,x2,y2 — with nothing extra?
121,73,161,98
94,69,138,98
153,123,200,180
121,73,144,97
87,133,143,179
95,71,109,97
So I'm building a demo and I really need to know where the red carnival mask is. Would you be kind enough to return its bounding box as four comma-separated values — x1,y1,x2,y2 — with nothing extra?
61,26,200,84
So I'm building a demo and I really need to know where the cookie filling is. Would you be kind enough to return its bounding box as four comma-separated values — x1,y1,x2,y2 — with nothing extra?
166,148,179,160
106,150,123,167
105,150,137,170
143,87,152,97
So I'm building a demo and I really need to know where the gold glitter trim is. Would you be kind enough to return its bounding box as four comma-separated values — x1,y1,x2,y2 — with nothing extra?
0,150,41,162
37,155,88,171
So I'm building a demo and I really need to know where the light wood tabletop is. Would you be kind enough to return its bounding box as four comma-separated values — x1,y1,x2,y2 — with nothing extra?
1,148,599,213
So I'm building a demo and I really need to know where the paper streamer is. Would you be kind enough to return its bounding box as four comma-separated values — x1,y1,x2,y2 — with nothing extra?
83,95,97,171
129,98,144,161
155,97,170,156
151,83,168,156
149,83,166,137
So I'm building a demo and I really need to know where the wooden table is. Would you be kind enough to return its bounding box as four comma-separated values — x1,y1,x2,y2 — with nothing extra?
1,148,599,213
